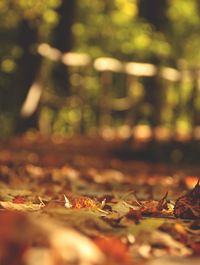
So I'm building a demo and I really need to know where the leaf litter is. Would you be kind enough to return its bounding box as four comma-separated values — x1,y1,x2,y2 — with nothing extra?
0,134,199,265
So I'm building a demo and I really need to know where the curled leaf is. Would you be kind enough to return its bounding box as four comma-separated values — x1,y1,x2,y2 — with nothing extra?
174,179,200,219
157,191,168,211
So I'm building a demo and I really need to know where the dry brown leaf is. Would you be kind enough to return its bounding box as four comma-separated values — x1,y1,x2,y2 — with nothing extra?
174,179,200,219
0,200,44,212
140,192,173,217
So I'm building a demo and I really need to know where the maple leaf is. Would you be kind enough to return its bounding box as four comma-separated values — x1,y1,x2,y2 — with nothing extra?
174,179,200,219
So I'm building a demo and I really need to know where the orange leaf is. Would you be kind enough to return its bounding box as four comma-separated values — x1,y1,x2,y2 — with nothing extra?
12,196,26,204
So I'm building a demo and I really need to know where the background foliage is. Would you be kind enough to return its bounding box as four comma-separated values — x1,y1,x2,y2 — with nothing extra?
0,0,200,137
73,0,170,61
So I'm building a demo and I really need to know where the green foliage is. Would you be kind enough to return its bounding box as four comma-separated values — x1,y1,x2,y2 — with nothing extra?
0,0,61,65
0,0,61,27
0,0,62,136
73,0,171,61
167,0,200,65
72,0,200,65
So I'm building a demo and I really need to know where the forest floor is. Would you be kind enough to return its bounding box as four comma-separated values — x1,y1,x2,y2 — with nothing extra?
0,133,199,265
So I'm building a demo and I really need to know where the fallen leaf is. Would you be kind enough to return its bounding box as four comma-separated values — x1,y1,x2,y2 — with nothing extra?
125,209,142,224
0,200,44,212
191,242,200,255
72,196,98,209
63,194,72,208
159,222,188,244
12,195,26,204
174,179,200,219
37,216,105,265
135,230,192,258
146,256,200,265
140,196,173,217
94,236,130,264
185,176,199,189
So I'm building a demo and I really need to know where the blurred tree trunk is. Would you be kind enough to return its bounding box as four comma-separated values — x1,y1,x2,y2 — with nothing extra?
51,0,76,96
17,20,41,106
138,0,168,127
14,19,41,134
138,0,168,31
15,0,76,134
